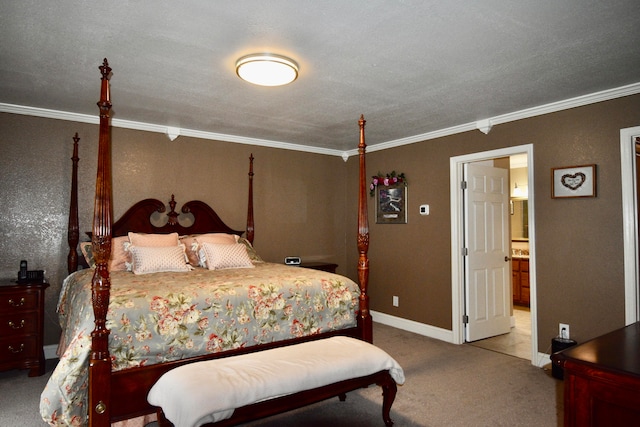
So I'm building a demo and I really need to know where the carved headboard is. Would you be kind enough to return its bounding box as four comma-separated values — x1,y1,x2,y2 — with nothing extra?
110,195,244,238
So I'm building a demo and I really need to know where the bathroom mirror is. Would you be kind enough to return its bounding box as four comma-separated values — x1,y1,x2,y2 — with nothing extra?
510,199,529,240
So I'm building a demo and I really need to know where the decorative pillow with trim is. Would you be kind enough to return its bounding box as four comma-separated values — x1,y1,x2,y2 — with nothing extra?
128,232,180,247
79,242,95,269
79,235,131,271
200,242,255,270
181,233,239,266
128,244,192,275
238,237,264,263
110,236,132,271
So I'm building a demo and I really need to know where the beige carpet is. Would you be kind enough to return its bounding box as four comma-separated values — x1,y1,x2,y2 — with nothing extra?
1,321,563,427
242,321,562,427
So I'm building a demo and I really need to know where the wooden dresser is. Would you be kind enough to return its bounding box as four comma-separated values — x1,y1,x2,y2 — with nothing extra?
0,279,49,376
551,322,640,426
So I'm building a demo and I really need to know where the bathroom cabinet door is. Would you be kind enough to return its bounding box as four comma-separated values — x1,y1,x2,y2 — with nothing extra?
512,258,530,307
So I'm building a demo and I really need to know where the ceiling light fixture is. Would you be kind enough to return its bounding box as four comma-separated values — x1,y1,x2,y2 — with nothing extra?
236,53,299,87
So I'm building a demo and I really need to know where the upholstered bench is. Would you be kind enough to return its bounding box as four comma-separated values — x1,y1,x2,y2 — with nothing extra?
148,336,405,427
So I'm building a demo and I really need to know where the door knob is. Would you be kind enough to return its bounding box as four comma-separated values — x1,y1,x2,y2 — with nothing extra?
505,256,512,262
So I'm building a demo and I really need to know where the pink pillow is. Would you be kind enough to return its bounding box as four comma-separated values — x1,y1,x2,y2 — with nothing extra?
109,236,131,271
194,233,239,245
128,232,180,247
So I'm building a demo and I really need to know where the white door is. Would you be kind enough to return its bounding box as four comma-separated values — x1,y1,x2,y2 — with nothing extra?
464,162,511,342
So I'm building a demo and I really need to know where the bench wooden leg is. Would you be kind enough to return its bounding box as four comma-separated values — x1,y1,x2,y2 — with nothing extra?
379,373,398,427
156,408,173,427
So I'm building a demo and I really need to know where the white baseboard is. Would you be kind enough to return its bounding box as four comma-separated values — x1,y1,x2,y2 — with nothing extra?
372,310,552,369
371,310,454,343
534,352,552,368
44,344,59,360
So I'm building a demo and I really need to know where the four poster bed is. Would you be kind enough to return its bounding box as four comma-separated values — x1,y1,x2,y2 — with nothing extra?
40,59,376,426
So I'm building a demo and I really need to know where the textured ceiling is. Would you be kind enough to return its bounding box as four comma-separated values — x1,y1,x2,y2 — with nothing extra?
1,1,639,153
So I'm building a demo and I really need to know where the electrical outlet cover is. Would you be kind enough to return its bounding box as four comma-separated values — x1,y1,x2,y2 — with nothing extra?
559,323,570,339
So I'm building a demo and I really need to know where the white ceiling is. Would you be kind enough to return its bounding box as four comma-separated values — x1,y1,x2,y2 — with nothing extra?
1,1,639,154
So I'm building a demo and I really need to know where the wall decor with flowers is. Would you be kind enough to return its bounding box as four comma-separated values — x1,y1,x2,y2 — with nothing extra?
370,171,408,224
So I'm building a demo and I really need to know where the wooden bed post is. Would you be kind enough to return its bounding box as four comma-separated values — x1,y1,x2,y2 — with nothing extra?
67,133,80,275
247,153,255,244
357,115,373,343
89,58,113,427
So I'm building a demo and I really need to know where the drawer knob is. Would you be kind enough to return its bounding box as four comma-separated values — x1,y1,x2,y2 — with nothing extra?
95,401,107,414
8,297,25,307
9,319,25,329
8,344,24,353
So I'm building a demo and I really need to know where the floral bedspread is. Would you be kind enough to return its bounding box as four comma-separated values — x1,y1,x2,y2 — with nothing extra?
40,263,360,426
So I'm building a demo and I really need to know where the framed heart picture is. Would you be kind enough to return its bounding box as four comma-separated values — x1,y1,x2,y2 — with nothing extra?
551,164,597,198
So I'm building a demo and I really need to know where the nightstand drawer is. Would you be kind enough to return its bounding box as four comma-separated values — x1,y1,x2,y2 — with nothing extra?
0,336,38,363
0,313,39,337
1,289,39,312
299,262,338,273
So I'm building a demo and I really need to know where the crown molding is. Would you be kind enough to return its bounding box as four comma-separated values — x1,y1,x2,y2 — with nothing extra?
0,103,343,157
3,82,639,161
343,82,640,158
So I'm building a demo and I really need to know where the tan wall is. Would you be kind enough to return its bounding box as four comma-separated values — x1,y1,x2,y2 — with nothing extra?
0,113,349,345
2,93,639,351
347,93,640,351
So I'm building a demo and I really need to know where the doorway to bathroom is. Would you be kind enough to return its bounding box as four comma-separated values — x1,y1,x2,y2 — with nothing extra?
450,144,538,365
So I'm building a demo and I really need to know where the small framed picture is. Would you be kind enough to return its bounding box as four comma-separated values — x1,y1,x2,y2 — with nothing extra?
551,164,596,198
376,183,407,224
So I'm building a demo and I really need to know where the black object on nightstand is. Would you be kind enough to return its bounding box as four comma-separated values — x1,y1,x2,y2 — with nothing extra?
0,279,49,376
299,262,338,274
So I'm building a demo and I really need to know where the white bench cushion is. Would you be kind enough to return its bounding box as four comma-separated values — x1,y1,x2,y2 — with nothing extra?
147,336,404,427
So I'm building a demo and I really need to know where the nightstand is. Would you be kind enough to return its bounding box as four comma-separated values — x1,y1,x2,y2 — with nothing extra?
299,262,338,273
0,279,49,376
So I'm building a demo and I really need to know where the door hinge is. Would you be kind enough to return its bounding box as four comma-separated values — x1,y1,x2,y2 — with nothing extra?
462,247,468,256
461,180,467,190
463,314,469,324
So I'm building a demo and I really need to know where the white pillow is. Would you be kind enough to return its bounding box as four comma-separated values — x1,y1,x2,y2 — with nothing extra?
181,233,240,266
200,242,255,270
128,244,192,275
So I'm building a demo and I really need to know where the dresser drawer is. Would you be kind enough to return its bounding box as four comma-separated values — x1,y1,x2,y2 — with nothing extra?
0,336,38,363
0,313,39,337
1,289,39,313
